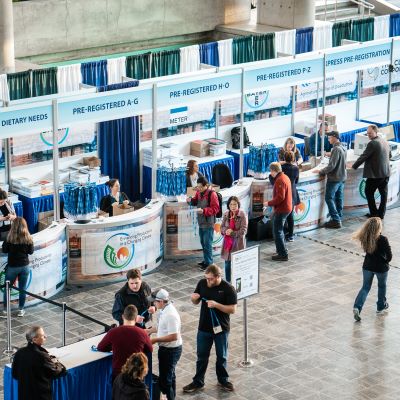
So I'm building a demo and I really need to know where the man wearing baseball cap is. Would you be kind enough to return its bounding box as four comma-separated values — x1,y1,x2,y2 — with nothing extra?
316,130,347,229
147,289,182,400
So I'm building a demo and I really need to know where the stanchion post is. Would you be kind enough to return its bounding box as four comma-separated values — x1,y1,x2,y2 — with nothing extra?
3,280,15,356
62,302,67,347
239,298,253,367
387,39,394,124
239,68,245,180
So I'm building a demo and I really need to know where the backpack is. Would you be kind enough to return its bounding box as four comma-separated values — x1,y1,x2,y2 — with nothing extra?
208,190,223,218
231,126,252,149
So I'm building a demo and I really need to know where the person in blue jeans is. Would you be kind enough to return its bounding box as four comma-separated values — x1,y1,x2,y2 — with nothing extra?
353,217,392,322
317,131,347,229
183,265,237,394
187,177,220,271
2,217,34,318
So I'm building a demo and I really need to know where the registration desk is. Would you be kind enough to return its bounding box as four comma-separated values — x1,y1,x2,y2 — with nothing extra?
0,223,67,307
3,334,153,400
67,200,163,284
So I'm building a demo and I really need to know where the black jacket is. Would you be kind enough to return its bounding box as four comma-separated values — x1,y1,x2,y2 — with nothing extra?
269,163,300,206
12,342,67,400
112,374,149,400
100,192,131,216
2,241,34,267
363,234,392,273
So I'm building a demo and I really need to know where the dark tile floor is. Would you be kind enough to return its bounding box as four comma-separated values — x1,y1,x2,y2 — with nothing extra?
1,205,400,400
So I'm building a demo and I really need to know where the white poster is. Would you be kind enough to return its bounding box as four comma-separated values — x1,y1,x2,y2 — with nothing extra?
231,245,259,300
297,72,357,102
220,87,291,116
362,60,400,89
81,217,161,275
12,122,96,156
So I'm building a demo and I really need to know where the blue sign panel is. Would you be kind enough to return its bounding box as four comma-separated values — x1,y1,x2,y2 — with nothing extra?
58,86,152,128
244,57,324,91
157,72,242,110
325,40,392,74
0,103,52,139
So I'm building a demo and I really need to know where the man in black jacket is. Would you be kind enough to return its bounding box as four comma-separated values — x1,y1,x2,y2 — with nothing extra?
12,326,67,400
352,125,391,219
112,268,152,326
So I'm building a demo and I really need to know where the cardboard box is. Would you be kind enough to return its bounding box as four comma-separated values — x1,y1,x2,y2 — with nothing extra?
112,203,135,216
299,162,312,172
319,114,336,126
38,210,54,231
190,149,209,158
190,140,209,157
83,156,101,168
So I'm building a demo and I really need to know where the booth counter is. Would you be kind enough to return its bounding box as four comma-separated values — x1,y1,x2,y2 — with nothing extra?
0,223,67,306
67,200,163,284
164,178,252,259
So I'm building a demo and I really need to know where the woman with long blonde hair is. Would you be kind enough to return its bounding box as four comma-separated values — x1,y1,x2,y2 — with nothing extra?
353,217,392,322
2,217,34,317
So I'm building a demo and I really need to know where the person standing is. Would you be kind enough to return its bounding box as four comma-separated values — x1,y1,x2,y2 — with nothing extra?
352,217,392,322
352,125,391,219
186,176,220,270
186,160,204,188
112,352,150,400
318,131,347,229
12,325,67,400
2,217,34,317
147,289,182,400
183,264,237,394
220,196,248,282
112,269,152,326
98,305,153,380
0,189,17,241
264,162,292,261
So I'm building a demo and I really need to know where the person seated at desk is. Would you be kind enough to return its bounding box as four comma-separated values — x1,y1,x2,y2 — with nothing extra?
0,189,16,240
186,160,204,188
309,122,332,157
100,179,132,216
278,137,303,165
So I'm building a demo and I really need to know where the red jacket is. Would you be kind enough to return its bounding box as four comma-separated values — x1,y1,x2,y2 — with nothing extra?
191,187,220,217
267,172,292,214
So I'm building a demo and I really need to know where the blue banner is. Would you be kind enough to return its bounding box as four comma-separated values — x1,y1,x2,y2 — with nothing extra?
157,71,241,110
325,40,392,74
58,86,152,128
244,56,324,91
0,103,52,139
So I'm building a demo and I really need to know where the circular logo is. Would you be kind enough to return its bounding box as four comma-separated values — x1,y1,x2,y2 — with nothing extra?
104,233,134,269
40,128,69,147
359,179,380,200
293,189,311,223
245,90,269,110
0,262,33,296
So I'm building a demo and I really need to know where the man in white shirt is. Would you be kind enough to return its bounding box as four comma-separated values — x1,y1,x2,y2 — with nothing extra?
147,289,182,400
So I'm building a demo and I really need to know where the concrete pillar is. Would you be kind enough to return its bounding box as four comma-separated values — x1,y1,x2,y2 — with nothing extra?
0,0,15,73
258,0,315,29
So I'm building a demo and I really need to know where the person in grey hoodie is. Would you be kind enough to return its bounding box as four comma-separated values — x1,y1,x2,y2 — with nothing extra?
318,131,347,229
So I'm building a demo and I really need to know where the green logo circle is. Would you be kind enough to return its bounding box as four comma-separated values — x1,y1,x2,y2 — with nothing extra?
104,233,134,269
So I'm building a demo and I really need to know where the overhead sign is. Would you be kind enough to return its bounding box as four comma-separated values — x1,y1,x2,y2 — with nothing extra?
0,102,52,139
325,40,392,75
157,71,242,110
58,85,153,128
244,56,324,91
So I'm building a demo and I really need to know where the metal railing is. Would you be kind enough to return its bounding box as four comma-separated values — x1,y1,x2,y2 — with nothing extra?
1,281,112,356
323,0,375,22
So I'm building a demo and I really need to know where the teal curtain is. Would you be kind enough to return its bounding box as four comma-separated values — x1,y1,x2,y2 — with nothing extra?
233,36,254,64
7,71,31,101
32,67,58,97
351,18,374,42
151,50,180,78
253,33,275,61
332,21,352,47
126,53,151,80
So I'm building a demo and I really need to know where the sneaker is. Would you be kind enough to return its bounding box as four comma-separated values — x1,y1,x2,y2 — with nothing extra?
324,220,341,229
0,310,7,318
353,308,361,322
197,261,206,267
286,236,294,242
17,309,25,317
376,303,389,314
272,254,288,261
198,264,208,271
183,382,204,393
218,381,234,392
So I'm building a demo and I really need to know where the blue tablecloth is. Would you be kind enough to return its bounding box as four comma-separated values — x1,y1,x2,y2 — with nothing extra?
4,352,153,400
13,201,23,217
142,154,235,201
360,119,400,142
227,143,305,180
18,183,108,234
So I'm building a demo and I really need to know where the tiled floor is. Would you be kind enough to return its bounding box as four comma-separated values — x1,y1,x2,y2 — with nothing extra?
1,205,400,399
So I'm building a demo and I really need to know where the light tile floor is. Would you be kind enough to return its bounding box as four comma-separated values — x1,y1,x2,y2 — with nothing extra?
1,205,400,400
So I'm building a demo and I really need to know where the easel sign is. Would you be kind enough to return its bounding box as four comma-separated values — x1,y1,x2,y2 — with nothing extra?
231,245,260,367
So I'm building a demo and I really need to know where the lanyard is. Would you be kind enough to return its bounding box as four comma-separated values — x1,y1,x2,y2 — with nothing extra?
202,297,220,328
